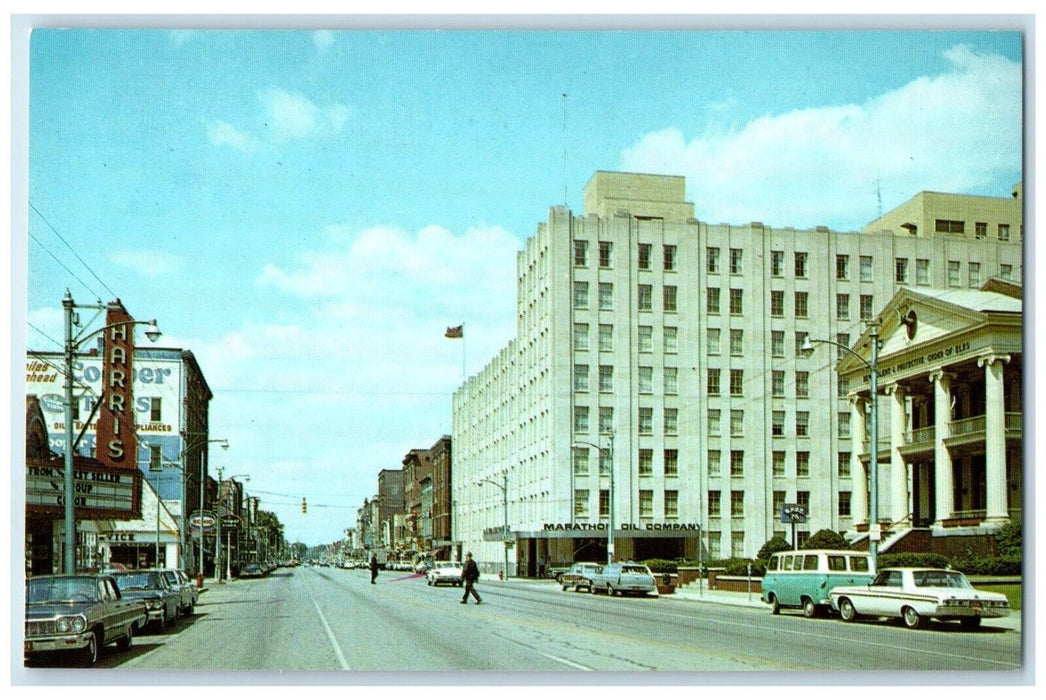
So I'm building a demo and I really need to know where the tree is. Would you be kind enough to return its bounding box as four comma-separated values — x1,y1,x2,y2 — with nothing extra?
801,529,851,550
994,517,1022,558
757,534,792,561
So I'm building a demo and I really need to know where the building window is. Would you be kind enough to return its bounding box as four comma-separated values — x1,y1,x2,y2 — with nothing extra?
839,491,852,517
707,247,720,274
773,451,786,477
794,252,808,278
731,531,745,558
860,255,873,282
708,450,721,477
664,490,679,518
708,328,721,355
575,489,589,517
796,411,810,437
975,222,987,239
598,282,613,310
730,248,743,275
638,366,653,393
572,447,590,476
708,409,721,436
730,329,744,356
664,326,678,354
771,331,785,358
797,490,810,515
795,331,809,358
663,285,678,312
708,491,721,517
771,290,785,317
664,408,678,435
573,281,588,309
573,364,589,392
638,407,653,434
598,406,614,434
664,245,677,271
664,366,678,395
895,258,909,283
599,241,613,268
860,295,873,320
638,325,652,353
150,397,162,422
149,444,162,471
730,369,744,397
838,452,851,478
795,371,809,398
730,450,744,477
947,260,961,287
836,333,850,360
598,365,613,393
638,243,652,270
598,324,613,352
968,262,981,288
638,449,653,476
599,449,611,475
935,219,965,234
707,287,721,314
772,371,785,397
796,451,810,478
836,254,849,280
838,413,851,438
573,323,589,351
836,294,850,320
708,533,721,560
795,291,809,318
639,490,654,518
707,368,721,396
731,490,745,517
772,410,785,436
773,491,786,518
574,240,588,266
771,250,784,277
1000,264,1013,280
664,449,678,477
730,409,744,436
637,284,652,312
573,406,589,433
729,288,743,315
599,490,610,517
916,259,930,285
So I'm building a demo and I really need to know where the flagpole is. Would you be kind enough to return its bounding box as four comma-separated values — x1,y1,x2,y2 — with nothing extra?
461,322,466,381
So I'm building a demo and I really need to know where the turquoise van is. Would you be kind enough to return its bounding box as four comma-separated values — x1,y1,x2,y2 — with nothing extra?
760,549,875,618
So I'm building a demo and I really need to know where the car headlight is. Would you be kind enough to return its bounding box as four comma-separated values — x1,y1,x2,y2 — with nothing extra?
146,599,163,610
55,615,86,633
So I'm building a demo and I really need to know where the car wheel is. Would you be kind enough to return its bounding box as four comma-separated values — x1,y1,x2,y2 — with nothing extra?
960,617,982,631
116,623,134,650
838,598,858,623
607,584,616,597
562,584,569,592
156,611,167,631
769,594,781,615
80,631,100,667
902,606,922,629
589,585,597,595
802,598,818,618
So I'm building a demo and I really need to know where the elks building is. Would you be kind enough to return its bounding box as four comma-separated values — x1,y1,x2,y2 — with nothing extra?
451,171,1022,574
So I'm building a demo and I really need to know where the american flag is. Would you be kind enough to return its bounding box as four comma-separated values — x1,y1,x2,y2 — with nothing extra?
444,324,463,339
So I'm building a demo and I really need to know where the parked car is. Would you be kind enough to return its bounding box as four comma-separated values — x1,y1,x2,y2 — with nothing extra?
560,562,602,592
157,569,197,617
25,574,147,666
589,562,657,596
548,566,570,582
761,549,876,618
240,563,266,578
111,570,182,631
426,561,464,586
414,559,434,574
829,567,1011,630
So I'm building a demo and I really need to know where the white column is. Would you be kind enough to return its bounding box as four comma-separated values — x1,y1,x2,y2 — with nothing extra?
885,383,910,526
847,393,868,528
978,354,1011,522
929,371,955,527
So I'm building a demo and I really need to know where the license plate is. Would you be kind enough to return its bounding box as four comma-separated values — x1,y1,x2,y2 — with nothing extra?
971,601,982,610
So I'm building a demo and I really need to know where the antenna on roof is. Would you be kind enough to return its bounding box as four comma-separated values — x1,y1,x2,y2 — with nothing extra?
876,176,883,218
562,93,568,206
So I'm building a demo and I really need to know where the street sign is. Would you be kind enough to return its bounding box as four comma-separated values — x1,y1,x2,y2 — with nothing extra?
780,504,807,524
220,514,241,528
189,511,217,533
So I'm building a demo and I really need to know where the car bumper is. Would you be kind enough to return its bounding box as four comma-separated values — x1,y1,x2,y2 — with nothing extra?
934,604,1009,619
24,632,92,654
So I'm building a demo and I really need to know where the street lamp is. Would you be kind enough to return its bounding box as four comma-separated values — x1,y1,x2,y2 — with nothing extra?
572,431,615,565
801,323,880,569
215,468,250,582
477,473,509,579
62,290,160,574
194,438,229,581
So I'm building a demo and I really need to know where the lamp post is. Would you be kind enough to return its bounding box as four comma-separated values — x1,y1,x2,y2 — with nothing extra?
215,470,250,581
62,290,160,574
477,473,509,579
572,431,615,565
187,437,229,581
801,323,880,569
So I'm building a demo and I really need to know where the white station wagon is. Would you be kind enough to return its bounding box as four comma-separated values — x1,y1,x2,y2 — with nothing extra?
829,567,1010,630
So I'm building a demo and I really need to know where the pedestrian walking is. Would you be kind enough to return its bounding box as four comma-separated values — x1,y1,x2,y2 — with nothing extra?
370,554,379,584
460,552,482,605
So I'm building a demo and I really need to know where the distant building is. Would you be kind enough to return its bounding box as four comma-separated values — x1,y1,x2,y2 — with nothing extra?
452,171,1022,571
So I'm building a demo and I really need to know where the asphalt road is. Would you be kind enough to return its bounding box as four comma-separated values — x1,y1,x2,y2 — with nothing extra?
77,565,1023,679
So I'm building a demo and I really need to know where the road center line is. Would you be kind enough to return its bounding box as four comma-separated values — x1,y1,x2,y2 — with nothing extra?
302,576,352,671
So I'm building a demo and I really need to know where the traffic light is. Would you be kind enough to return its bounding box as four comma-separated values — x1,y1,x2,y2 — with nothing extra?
302,497,307,514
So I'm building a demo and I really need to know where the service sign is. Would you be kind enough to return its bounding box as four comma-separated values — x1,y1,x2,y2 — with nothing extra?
26,460,142,519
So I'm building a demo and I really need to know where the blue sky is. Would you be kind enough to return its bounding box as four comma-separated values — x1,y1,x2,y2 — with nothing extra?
16,25,1024,546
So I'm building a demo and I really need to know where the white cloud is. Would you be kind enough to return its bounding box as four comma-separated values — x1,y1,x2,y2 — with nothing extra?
206,119,257,152
257,87,350,141
110,249,185,278
312,31,335,53
620,46,1022,230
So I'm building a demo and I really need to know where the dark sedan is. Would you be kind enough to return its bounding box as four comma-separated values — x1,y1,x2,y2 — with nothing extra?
112,570,182,631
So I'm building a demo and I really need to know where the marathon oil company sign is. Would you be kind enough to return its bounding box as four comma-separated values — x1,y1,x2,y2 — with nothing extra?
532,522,702,539
26,461,141,519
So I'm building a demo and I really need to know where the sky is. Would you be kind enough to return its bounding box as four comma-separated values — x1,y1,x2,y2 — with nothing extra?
13,21,1026,547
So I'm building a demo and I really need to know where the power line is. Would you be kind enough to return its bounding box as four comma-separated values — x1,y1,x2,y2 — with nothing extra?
29,200,117,299
27,230,98,297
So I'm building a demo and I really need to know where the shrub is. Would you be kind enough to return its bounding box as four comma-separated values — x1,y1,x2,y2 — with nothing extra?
878,552,951,569
995,517,1022,558
949,554,1022,576
757,535,792,561
641,559,678,574
712,557,765,577
801,529,851,551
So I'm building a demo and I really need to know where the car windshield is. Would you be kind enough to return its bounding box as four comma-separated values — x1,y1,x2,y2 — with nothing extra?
27,577,100,604
621,566,649,574
912,570,972,588
114,572,162,590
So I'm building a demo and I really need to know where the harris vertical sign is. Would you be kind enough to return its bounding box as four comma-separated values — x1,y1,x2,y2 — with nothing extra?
95,301,137,469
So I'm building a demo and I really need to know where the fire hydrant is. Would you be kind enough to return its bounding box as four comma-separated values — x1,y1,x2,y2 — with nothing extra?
196,572,203,588
499,570,504,580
